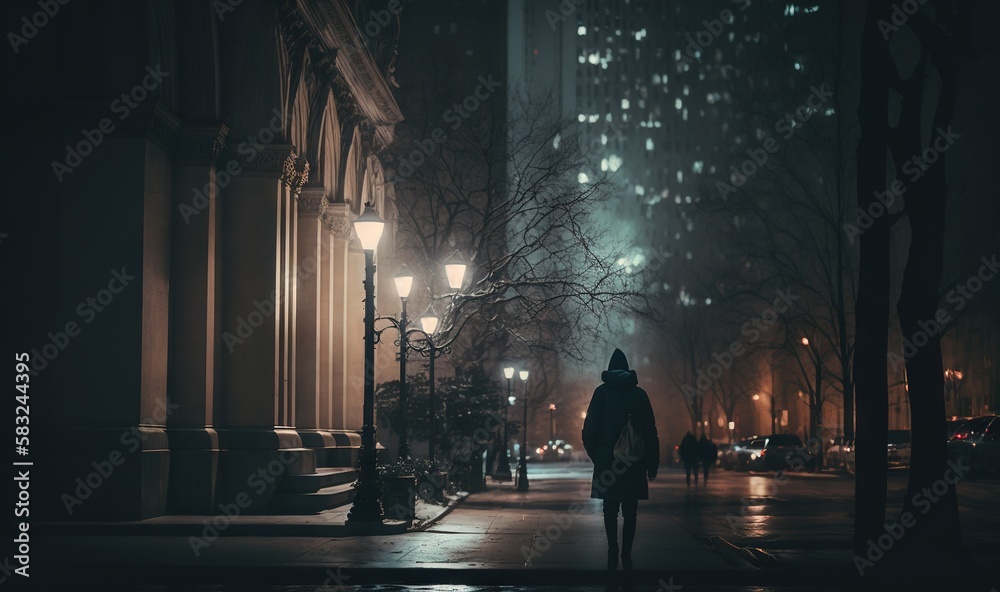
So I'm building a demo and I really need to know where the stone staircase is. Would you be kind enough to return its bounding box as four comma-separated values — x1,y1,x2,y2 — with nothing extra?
266,431,390,515
269,467,357,514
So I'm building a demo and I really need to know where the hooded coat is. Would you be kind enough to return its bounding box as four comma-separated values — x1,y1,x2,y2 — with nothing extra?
582,349,660,500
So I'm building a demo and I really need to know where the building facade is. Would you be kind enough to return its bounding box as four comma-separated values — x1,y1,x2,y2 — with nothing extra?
17,0,405,520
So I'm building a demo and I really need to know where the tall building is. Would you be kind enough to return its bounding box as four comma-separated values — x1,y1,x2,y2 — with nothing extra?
508,1,829,441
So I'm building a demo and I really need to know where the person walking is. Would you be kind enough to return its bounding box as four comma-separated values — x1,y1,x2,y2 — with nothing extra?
679,431,699,486
698,433,718,484
582,348,659,572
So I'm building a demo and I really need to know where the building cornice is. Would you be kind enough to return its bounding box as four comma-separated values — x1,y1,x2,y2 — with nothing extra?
294,0,403,150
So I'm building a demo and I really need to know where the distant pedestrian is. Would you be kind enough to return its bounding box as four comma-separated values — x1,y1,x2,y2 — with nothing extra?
679,431,699,486
582,348,660,572
698,434,718,484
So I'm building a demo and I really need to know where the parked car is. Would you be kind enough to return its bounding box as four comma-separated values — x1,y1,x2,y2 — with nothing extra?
886,429,912,468
946,416,975,439
721,439,749,470
746,434,816,472
825,435,847,471
948,414,999,479
734,437,766,471
842,438,855,474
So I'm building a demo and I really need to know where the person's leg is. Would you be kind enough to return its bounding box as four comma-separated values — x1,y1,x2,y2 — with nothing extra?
694,462,699,485
602,498,620,570
620,497,638,570
703,463,710,483
684,462,692,486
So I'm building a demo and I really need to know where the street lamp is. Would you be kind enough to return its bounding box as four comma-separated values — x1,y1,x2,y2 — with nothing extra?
517,369,530,491
548,403,557,445
376,264,455,462
417,308,441,464
728,421,735,443
393,266,413,459
494,367,516,482
444,251,468,291
347,204,386,525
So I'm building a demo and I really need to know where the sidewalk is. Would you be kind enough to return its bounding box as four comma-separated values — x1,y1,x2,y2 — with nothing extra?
33,467,998,590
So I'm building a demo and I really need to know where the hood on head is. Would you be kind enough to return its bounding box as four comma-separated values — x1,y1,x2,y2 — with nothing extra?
602,349,637,388
608,348,629,371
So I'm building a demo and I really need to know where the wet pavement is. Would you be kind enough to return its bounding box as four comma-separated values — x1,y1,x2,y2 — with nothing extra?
34,463,1000,591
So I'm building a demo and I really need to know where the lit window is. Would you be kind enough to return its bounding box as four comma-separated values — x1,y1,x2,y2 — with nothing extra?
646,138,654,151
675,98,682,110
622,98,630,109
578,26,586,35
578,114,586,122
578,172,589,184
635,185,645,195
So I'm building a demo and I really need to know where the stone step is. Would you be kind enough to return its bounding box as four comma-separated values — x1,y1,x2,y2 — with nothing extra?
268,482,356,514
277,467,357,494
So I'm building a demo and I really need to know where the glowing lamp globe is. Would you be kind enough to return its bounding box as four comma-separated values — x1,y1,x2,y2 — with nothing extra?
353,205,385,251
393,266,413,299
420,314,439,335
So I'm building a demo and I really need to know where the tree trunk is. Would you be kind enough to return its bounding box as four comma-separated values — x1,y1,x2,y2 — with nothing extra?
852,0,891,558
892,4,965,566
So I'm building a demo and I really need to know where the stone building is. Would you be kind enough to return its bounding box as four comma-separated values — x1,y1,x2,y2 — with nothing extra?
17,0,405,520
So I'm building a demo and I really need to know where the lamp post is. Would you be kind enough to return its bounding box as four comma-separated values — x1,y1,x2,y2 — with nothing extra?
517,369,530,491
376,257,466,466
418,310,440,464
393,266,413,459
728,420,735,444
548,403,556,445
494,367,515,481
346,204,386,525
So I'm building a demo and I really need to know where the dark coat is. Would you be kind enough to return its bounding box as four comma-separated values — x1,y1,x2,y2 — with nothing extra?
679,433,699,463
582,349,660,500
698,436,718,465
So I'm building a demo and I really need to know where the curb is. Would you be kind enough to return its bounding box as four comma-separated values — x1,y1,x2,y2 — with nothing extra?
407,491,469,532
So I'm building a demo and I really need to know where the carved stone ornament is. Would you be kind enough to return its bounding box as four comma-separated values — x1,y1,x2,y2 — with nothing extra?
281,154,310,194
321,200,354,240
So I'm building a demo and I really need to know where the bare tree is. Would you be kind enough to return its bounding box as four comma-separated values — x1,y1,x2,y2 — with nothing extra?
386,81,650,370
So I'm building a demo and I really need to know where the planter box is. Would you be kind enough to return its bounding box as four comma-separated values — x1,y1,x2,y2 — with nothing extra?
381,475,416,522
417,470,449,502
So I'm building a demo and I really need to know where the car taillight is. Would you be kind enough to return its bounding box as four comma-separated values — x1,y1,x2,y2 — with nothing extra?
954,433,967,440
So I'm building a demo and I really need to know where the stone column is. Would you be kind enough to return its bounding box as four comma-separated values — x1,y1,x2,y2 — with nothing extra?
165,123,228,514
42,103,177,520
324,202,354,431
216,146,312,511
295,187,334,448
317,215,335,431
346,242,366,431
